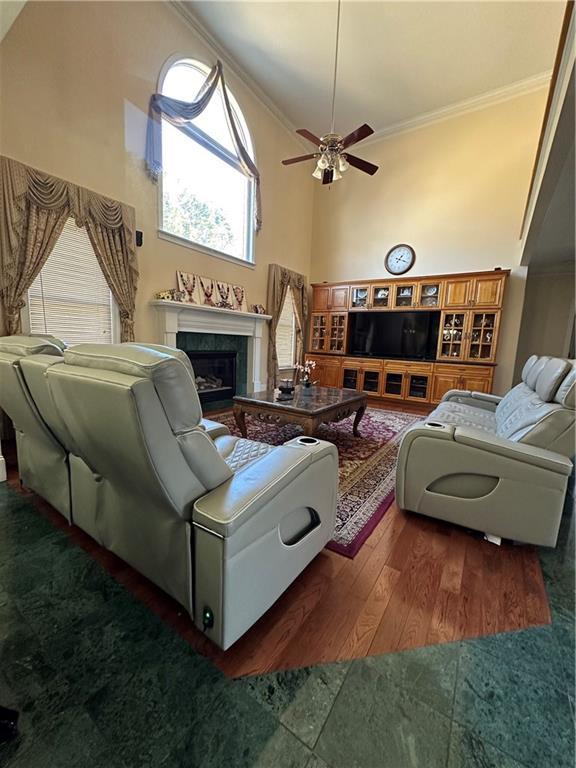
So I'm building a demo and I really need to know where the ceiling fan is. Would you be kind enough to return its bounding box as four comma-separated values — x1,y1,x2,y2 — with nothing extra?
282,0,378,185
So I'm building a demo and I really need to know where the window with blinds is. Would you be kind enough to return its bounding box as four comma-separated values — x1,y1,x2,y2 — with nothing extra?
28,218,114,346
276,287,296,369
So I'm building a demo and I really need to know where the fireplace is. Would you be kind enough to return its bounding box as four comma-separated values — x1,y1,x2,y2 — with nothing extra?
186,350,237,404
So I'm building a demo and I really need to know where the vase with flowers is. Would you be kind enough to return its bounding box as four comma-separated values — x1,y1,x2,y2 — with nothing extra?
295,359,317,394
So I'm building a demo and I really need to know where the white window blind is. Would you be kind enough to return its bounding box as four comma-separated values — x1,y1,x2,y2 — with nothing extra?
28,218,114,346
276,287,296,369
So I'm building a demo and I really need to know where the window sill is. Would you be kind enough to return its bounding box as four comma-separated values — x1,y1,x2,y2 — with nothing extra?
158,230,255,270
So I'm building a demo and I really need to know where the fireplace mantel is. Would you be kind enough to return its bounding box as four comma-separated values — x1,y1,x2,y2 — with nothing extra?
151,300,271,391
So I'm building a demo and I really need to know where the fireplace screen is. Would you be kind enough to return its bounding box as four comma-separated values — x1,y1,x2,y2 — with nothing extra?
186,351,237,403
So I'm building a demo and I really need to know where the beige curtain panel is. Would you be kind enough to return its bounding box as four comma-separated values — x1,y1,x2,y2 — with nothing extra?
0,156,139,340
266,264,309,387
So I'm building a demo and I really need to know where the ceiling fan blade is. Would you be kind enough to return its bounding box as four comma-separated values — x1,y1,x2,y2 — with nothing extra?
342,123,374,149
282,154,317,166
346,154,379,176
322,168,334,185
296,128,322,146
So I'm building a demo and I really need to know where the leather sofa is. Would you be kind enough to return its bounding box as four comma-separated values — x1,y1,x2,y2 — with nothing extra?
0,336,71,519
0,338,338,649
397,355,575,546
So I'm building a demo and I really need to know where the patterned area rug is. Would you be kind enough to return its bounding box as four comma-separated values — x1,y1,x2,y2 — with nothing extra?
217,408,421,557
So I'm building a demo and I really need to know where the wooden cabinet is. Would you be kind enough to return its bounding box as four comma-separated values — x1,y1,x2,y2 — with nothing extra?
306,355,342,388
307,271,506,406
341,358,383,394
438,311,468,361
382,361,434,402
432,364,493,403
313,284,349,311
443,277,472,308
438,310,500,363
416,280,443,309
470,275,504,307
309,313,329,352
370,283,392,309
393,283,417,308
443,274,506,308
312,286,330,312
350,286,370,309
309,312,347,354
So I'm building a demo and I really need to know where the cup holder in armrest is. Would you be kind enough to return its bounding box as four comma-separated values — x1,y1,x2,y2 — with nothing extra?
297,436,320,445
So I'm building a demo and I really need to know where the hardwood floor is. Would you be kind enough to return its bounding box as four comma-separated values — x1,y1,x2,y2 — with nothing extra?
4,439,551,678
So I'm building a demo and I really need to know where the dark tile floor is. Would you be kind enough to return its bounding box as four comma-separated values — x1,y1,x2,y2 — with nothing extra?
0,481,573,768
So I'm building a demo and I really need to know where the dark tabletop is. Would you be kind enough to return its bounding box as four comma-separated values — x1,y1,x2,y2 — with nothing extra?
233,386,366,415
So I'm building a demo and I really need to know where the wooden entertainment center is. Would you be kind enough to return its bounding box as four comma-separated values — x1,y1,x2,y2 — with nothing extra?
305,269,509,406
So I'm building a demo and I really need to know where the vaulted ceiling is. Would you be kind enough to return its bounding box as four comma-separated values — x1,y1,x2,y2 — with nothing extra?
185,1,565,139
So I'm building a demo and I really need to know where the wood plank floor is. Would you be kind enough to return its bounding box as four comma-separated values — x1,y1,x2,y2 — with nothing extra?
5,453,551,678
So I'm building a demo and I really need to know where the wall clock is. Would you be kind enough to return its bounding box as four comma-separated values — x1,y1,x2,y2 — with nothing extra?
385,244,416,276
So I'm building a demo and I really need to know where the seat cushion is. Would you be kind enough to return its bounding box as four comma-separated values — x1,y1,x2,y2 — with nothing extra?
213,435,275,472
428,402,497,434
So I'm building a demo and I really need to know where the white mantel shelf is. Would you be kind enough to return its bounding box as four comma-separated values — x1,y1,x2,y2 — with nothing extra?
151,300,271,391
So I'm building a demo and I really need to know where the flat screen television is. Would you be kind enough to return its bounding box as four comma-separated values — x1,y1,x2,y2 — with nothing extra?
347,310,440,361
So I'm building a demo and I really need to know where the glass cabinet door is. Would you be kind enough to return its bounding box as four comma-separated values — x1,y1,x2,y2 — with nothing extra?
361,369,381,393
328,313,346,353
350,286,369,309
418,282,441,308
394,284,415,308
341,366,360,390
371,284,391,309
406,374,430,401
310,313,328,351
383,371,404,398
467,312,498,361
438,312,467,360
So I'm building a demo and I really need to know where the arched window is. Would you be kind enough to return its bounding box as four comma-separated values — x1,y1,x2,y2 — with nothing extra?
160,58,255,263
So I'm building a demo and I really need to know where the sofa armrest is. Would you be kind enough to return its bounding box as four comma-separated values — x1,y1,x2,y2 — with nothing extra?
453,426,573,475
441,389,502,411
193,439,338,537
199,418,231,440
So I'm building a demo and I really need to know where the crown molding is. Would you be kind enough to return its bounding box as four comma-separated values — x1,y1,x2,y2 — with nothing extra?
169,1,308,148
361,71,552,147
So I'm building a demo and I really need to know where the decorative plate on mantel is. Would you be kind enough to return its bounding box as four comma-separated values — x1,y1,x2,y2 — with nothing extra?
155,272,248,312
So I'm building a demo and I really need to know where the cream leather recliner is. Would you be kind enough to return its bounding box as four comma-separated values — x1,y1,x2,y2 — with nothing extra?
43,344,338,649
0,336,71,519
396,355,575,547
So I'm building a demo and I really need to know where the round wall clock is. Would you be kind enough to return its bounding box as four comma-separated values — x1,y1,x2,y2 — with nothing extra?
385,244,416,275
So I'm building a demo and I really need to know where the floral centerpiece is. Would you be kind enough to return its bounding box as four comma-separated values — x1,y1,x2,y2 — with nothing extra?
295,359,317,388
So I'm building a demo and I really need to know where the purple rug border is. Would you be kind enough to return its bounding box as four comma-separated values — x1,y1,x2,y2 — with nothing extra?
325,488,396,559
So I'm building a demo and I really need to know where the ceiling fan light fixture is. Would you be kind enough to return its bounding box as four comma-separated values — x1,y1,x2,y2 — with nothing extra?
338,154,349,173
332,167,342,182
317,153,329,170
312,165,323,180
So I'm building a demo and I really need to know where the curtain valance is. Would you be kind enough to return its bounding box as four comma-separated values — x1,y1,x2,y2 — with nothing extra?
145,60,262,232
0,156,139,340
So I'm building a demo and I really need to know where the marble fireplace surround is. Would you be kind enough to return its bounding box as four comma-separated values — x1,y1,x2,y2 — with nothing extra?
151,301,271,392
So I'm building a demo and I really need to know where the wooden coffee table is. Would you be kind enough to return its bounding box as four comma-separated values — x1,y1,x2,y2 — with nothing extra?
233,386,367,438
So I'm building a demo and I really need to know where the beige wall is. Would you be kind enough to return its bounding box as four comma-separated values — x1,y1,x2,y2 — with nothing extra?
311,90,547,392
514,264,576,379
0,1,315,351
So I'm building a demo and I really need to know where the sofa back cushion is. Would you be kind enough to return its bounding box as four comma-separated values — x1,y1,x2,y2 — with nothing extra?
521,354,539,382
534,358,571,402
496,357,575,457
64,344,202,433
554,362,576,409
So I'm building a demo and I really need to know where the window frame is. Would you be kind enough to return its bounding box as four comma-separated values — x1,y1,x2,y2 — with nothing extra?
157,56,256,267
